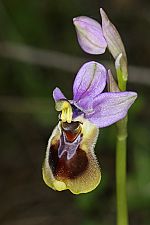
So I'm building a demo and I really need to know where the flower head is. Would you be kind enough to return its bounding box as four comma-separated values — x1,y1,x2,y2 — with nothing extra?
43,61,137,194
74,8,128,83
53,61,136,127
73,9,127,60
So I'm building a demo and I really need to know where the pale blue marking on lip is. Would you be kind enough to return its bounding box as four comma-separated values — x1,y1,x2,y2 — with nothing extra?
58,131,82,160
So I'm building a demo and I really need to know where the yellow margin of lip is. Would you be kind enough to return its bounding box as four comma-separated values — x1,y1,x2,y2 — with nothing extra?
53,180,67,191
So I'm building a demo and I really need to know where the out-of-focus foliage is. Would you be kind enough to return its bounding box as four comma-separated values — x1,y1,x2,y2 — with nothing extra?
0,0,150,225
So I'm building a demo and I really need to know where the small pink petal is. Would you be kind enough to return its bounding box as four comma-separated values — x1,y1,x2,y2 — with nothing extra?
53,87,66,102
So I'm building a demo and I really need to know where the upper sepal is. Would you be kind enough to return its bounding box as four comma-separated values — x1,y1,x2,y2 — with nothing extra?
73,61,107,112
100,8,127,60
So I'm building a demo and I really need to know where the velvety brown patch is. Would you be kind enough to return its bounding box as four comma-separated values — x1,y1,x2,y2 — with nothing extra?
49,143,88,179
48,142,59,175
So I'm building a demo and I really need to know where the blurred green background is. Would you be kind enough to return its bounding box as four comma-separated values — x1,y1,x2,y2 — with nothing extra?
0,0,150,225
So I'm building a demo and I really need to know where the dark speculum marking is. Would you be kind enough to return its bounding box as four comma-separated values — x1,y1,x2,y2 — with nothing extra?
61,121,82,142
49,143,88,179
61,121,80,131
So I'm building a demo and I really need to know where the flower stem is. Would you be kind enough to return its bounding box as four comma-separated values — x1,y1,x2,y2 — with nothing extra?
116,116,128,225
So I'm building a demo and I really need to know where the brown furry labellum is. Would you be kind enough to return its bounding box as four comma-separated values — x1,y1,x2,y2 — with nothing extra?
42,116,101,194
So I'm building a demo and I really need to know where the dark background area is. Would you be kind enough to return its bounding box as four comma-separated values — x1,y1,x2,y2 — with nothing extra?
0,0,150,225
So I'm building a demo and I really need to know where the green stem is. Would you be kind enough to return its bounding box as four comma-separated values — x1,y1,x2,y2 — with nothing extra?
116,116,128,225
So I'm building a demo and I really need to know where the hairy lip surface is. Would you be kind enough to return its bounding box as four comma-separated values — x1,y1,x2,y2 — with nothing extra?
49,143,88,179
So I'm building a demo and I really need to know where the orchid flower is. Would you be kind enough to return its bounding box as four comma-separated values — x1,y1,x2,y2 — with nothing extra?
73,8,128,84
73,8,126,60
42,61,137,194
